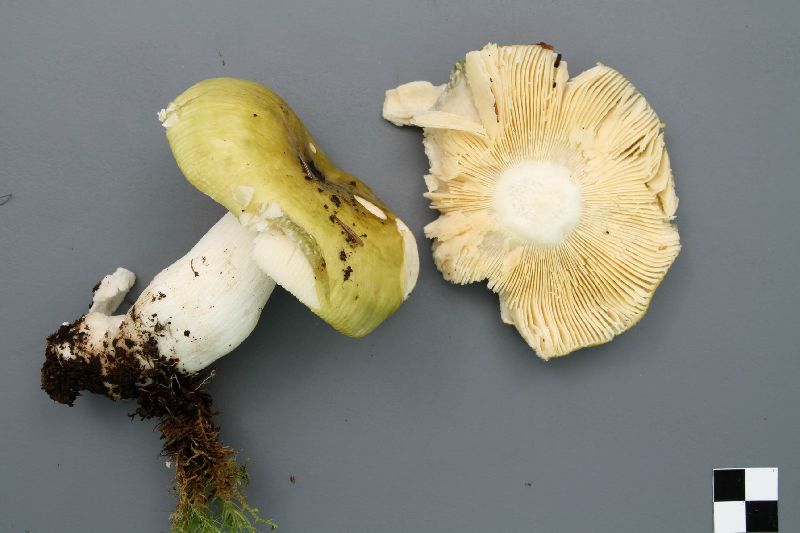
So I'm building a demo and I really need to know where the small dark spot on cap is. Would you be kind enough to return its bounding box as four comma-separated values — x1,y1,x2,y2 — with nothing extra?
184,330,190,337
323,204,328,209
339,250,347,261
330,195,341,207
253,113,258,117
343,266,353,281
349,180,356,186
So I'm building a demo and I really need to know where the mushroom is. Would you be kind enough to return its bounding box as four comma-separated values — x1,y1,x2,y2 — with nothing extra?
43,78,418,532
383,43,680,358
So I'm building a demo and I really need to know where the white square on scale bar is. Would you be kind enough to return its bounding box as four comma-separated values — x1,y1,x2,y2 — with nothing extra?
714,501,746,533
745,467,778,501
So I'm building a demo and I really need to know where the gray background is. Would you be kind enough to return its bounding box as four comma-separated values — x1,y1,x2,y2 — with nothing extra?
1,1,798,531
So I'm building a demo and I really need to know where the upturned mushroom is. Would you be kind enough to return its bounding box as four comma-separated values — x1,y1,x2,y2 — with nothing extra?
43,78,418,532
384,43,680,359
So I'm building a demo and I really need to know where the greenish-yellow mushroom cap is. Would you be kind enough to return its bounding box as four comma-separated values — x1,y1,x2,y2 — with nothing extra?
160,78,418,337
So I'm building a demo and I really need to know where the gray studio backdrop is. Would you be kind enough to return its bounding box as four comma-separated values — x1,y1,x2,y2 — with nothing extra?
1,1,799,532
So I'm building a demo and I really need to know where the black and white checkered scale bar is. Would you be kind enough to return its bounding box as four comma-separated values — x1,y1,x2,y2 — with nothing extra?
713,468,778,532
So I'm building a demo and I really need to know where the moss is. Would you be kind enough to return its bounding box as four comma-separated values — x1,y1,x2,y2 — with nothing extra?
172,465,277,533
42,323,276,532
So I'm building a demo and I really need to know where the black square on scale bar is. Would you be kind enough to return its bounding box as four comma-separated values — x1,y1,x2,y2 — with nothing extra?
714,469,745,501
746,500,778,532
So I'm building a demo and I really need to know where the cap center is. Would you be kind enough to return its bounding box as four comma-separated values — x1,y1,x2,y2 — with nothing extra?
492,161,581,246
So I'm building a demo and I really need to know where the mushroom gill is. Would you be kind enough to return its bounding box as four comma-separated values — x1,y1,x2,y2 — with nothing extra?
384,43,680,358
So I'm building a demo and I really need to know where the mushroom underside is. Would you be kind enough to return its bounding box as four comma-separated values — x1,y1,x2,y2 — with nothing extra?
385,43,680,358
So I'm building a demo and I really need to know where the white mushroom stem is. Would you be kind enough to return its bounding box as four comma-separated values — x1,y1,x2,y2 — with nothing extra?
48,213,275,381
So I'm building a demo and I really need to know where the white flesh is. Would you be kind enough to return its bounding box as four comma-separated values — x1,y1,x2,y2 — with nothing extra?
492,161,582,247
